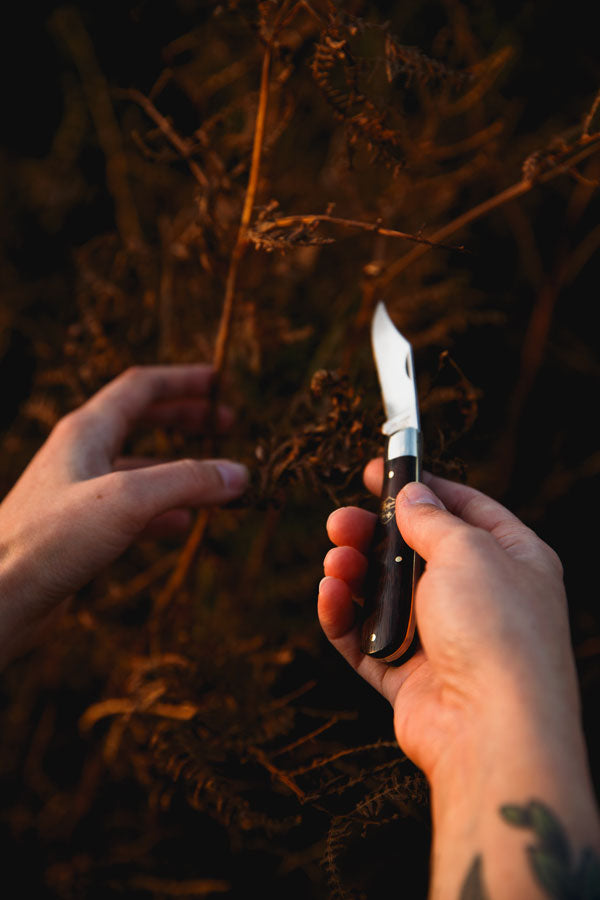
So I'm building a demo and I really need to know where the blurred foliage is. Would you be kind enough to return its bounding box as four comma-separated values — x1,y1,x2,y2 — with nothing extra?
1,1,600,897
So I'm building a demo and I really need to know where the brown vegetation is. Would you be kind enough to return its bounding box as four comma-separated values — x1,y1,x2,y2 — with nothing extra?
1,1,600,897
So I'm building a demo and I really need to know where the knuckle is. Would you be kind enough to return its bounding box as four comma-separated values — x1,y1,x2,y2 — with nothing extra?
538,541,564,578
51,408,86,440
494,522,532,551
120,365,143,384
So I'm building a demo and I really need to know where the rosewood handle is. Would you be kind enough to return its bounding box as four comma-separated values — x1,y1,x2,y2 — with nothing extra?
360,440,421,663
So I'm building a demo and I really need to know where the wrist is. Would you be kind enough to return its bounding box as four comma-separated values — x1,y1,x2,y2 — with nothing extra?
427,693,600,899
430,690,599,830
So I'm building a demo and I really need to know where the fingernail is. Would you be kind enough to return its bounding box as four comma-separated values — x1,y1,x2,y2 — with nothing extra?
318,575,333,594
215,461,249,492
398,481,446,509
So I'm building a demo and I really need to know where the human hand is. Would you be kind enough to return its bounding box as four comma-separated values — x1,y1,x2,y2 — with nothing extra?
0,365,248,668
319,462,600,897
319,460,577,778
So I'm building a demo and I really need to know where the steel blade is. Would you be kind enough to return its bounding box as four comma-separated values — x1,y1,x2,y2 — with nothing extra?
371,301,419,434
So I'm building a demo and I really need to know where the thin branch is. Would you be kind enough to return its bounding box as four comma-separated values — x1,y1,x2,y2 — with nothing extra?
377,131,600,291
269,717,341,758
268,679,318,709
151,42,274,635
49,8,144,252
213,45,273,374
253,213,466,251
279,0,326,31
121,87,209,188
582,88,600,137
491,148,600,496
128,876,230,895
248,746,306,802
151,508,211,622
79,698,199,731
98,550,179,609
288,741,400,777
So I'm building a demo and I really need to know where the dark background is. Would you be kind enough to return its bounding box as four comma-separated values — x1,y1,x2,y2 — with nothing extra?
1,1,599,897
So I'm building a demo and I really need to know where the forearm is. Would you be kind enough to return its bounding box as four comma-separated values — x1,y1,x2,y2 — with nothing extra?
428,704,600,899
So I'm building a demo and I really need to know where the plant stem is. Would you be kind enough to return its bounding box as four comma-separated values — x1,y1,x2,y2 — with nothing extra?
255,214,465,251
213,46,272,376
377,132,600,292
150,45,273,639
122,88,209,189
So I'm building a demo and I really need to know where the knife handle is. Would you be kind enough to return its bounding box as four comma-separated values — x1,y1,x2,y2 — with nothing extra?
360,430,421,663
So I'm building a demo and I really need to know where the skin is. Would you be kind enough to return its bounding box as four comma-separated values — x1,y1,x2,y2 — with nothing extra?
0,364,248,669
1,366,598,895
319,460,600,897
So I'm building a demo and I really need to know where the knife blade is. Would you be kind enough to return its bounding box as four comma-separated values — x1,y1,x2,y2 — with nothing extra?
359,301,422,663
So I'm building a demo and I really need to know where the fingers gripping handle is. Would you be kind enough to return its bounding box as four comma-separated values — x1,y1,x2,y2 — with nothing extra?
360,434,421,663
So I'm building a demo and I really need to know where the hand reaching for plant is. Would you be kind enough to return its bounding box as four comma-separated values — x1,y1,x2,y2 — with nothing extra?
319,462,600,899
0,365,248,669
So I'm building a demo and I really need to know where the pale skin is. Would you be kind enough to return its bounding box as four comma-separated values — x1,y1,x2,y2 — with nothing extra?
319,461,600,898
0,364,249,669
2,365,599,896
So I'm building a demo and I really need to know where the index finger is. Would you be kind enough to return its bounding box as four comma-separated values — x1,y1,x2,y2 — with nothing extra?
364,458,527,538
82,365,216,456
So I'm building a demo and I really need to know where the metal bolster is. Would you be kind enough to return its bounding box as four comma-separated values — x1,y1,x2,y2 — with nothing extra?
386,427,421,460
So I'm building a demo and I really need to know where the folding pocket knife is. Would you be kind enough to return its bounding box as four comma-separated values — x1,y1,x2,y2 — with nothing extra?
359,301,422,663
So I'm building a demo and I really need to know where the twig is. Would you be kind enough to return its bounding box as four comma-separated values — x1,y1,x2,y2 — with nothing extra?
213,46,273,375
151,508,211,620
279,0,326,30
97,549,178,609
377,131,600,292
268,679,318,709
270,717,341,758
248,745,306,802
49,8,144,253
121,88,209,188
288,741,400,777
151,40,274,636
128,876,230,895
582,88,600,137
492,151,600,496
419,118,504,162
253,214,466,252
159,216,175,361
79,698,199,731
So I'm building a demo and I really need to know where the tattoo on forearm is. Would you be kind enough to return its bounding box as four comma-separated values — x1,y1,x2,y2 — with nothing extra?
459,800,600,900
459,855,490,900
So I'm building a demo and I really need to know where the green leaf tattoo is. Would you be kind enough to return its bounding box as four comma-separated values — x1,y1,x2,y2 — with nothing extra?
500,800,600,899
504,801,572,870
459,855,491,900
459,801,600,900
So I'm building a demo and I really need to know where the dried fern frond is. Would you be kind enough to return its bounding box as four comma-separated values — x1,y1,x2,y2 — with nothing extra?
383,33,469,90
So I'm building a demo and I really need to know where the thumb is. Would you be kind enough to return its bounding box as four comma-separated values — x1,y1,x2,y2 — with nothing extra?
102,458,249,528
395,481,467,562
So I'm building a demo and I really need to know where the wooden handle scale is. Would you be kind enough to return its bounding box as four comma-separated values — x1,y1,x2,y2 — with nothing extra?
360,430,422,663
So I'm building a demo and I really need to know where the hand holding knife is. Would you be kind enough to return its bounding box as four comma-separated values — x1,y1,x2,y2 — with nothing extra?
360,301,422,663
